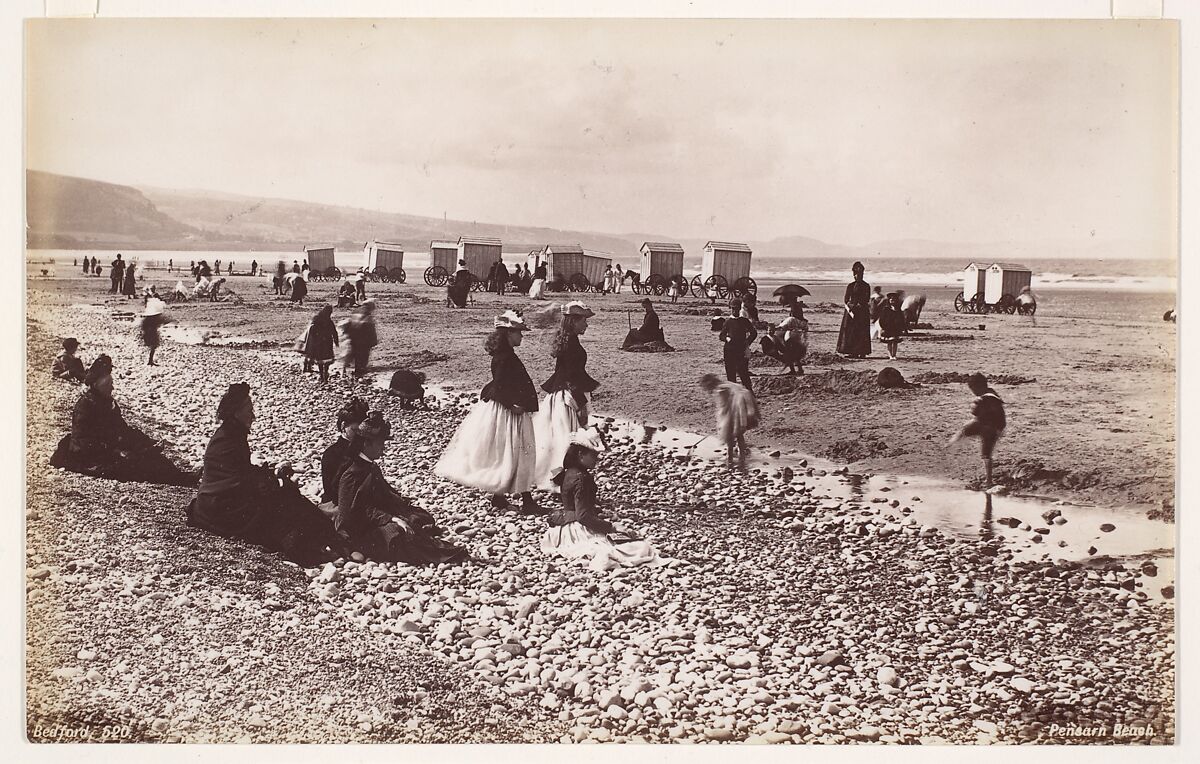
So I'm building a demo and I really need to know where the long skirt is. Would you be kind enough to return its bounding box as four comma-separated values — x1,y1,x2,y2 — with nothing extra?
434,401,536,494
533,389,586,488
529,279,547,300
836,309,871,357
540,523,663,572
349,521,468,566
50,433,198,487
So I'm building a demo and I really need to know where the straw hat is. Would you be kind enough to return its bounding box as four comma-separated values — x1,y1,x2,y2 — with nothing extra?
494,310,528,330
562,301,595,318
569,427,607,452
142,298,165,317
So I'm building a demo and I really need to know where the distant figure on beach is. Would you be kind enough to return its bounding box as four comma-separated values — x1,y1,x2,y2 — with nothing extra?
623,297,665,348
878,292,906,361
535,302,599,490
251,260,258,277
289,271,308,306
50,355,197,486
337,412,467,565
90,256,98,275
541,428,662,570
52,337,86,383
950,372,1007,491
435,310,541,514
121,262,138,296
109,254,125,293
292,260,301,274
614,264,624,294
337,276,358,308
303,304,339,384
186,383,345,566
869,286,885,340
214,259,221,275
760,300,808,375
601,265,616,295
354,271,367,303
198,260,212,281
529,261,548,300
718,298,757,393
302,261,310,281
837,261,872,358
901,292,927,330
668,276,683,303
343,300,378,379
1016,286,1037,317
448,260,472,308
140,297,167,366
228,261,234,276
189,260,196,278
273,262,286,294
700,373,760,468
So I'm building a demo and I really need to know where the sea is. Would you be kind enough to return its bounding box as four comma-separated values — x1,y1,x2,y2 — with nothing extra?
28,249,1177,294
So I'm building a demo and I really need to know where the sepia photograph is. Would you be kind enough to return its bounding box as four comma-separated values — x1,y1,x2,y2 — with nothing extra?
16,2,1187,753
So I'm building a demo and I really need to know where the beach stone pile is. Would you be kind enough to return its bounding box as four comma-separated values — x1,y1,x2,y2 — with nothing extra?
26,291,1175,744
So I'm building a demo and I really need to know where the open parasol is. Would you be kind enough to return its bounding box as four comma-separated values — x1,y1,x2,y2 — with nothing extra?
773,284,811,304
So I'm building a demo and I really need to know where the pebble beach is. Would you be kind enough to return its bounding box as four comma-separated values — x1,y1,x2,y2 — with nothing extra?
24,273,1176,745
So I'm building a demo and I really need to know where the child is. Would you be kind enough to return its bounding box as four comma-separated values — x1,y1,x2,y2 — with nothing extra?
540,428,661,571
877,291,906,360
52,337,86,383
140,298,167,366
700,373,760,467
950,372,1007,490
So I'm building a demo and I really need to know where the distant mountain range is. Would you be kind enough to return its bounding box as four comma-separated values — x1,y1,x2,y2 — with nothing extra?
25,170,1161,263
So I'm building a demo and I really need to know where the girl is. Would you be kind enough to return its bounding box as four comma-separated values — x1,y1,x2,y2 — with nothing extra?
700,373,760,467
304,305,340,383
534,302,598,488
877,292,906,361
540,428,661,571
435,310,541,514
140,297,167,366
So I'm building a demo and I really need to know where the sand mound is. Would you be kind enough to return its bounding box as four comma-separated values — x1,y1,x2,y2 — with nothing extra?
623,340,676,353
824,433,899,462
399,350,449,368
755,369,916,397
912,371,1037,385
684,307,725,316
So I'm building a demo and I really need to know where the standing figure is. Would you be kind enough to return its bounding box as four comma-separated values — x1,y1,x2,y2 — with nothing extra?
529,260,548,300
487,261,500,293
742,291,760,325
950,373,1007,490
836,261,872,358
343,300,378,379
52,337,86,383
718,298,757,392
614,264,624,294
541,429,661,570
435,310,541,514
251,259,259,277
292,260,301,274
700,373,760,467
869,285,885,340
354,271,367,303
109,254,125,293
140,297,167,366
338,412,468,564
601,265,615,295
534,302,598,488
90,256,98,275
168,258,173,273
121,261,137,296
302,261,310,281
448,260,471,308
274,261,286,294
877,292,906,361
49,355,197,486
214,259,221,275
304,304,340,383
186,384,345,565
496,262,509,296
289,271,308,306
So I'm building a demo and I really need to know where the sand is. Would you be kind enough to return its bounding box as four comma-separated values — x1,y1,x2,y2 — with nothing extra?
28,272,1176,516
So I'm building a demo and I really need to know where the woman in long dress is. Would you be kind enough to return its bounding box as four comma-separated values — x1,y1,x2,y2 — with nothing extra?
836,261,872,358
534,302,598,488
337,412,468,564
319,397,370,514
50,355,198,486
121,262,137,296
186,383,345,565
304,304,339,383
435,310,542,513
448,260,471,308
528,261,548,300
541,429,662,571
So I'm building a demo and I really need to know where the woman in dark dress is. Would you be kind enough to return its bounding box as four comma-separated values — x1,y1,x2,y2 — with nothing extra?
836,261,872,358
338,412,467,565
343,301,378,379
121,262,138,296
50,355,197,486
534,301,599,488
290,272,308,306
304,305,339,383
448,260,471,308
186,383,345,565
319,397,370,513
435,311,541,513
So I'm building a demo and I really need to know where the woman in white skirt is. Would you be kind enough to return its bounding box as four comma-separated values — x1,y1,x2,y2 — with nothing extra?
541,428,662,571
534,301,598,488
434,310,542,514
528,260,548,300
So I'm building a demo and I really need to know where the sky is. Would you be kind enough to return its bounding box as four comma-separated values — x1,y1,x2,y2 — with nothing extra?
25,18,1178,250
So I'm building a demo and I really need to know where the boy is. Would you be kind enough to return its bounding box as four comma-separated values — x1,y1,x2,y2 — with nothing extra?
52,338,86,383
950,372,1006,490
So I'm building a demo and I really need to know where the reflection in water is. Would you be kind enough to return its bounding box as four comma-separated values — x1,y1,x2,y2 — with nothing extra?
640,424,656,445
980,494,994,541
842,472,868,502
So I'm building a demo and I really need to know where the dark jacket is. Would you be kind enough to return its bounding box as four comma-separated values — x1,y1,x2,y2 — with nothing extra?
52,353,86,383
972,390,1006,432
481,344,539,413
305,314,338,361
719,315,757,351
548,467,616,535
534,264,547,280
320,436,351,504
640,308,660,335
542,335,599,397
877,303,906,340
68,390,132,458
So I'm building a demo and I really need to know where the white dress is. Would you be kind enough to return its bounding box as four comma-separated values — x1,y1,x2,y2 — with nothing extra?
541,525,663,572
435,401,537,494
529,278,547,300
533,390,584,488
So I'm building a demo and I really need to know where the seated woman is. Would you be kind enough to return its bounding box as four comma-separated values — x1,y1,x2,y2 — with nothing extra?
50,355,197,486
337,412,468,565
337,278,358,308
318,397,370,518
622,298,667,349
541,428,662,571
186,383,345,566
52,337,86,383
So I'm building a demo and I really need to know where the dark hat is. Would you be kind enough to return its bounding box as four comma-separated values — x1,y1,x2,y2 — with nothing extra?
639,297,653,306
217,382,252,420
357,411,392,441
83,354,113,386
852,261,865,272
336,396,370,430
968,372,988,389
62,337,80,352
